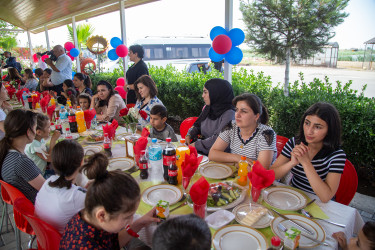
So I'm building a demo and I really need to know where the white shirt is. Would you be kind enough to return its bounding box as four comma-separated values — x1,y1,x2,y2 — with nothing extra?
50,53,72,86
38,59,47,70
35,175,86,233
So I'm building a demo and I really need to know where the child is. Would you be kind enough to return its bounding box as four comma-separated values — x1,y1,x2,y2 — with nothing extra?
60,162,159,249
35,140,87,234
332,221,375,250
152,214,211,250
25,113,60,176
78,93,92,111
57,79,78,107
149,105,177,142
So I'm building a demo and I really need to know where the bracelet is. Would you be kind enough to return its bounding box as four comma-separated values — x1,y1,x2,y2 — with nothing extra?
126,225,139,238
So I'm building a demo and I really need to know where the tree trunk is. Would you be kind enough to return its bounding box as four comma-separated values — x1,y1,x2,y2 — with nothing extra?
284,47,291,96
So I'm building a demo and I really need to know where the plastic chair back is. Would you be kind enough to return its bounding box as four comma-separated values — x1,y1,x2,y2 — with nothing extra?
126,103,136,109
0,180,35,235
180,117,198,139
276,135,289,157
13,197,61,250
335,160,358,205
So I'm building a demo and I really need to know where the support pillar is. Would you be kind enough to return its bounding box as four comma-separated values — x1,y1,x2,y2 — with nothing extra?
27,30,34,68
224,0,233,84
72,16,81,73
119,0,128,74
44,26,51,51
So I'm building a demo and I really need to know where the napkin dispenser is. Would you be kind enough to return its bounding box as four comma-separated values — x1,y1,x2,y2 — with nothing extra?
125,137,136,159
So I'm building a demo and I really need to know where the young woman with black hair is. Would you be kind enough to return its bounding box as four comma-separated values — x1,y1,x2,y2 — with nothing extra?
73,73,93,96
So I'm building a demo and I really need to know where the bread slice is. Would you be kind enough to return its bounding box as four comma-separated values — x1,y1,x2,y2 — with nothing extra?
241,207,268,226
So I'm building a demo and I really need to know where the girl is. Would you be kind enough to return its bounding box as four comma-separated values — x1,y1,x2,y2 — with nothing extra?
41,68,52,92
73,73,93,96
0,109,45,204
23,68,38,91
332,221,375,250
209,93,277,169
35,140,87,234
6,67,23,86
25,113,60,175
271,102,346,202
60,160,159,249
0,84,12,113
56,79,78,107
78,93,92,111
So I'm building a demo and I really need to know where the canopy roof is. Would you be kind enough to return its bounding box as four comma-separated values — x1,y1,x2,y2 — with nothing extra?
364,37,375,45
0,0,159,34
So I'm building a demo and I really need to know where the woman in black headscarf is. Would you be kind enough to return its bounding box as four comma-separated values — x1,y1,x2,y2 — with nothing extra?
185,78,235,155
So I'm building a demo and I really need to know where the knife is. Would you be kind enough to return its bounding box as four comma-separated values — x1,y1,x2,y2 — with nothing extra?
277,223,330,247
271,208,314,235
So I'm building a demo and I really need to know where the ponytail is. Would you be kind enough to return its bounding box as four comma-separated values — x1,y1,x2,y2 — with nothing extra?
259,103,269,125
75,73,92,89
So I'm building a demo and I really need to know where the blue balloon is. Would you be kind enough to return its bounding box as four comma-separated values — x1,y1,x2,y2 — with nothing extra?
72,71,76,79
210,26,227,41
228,28,245,46
33,69,36,73
70,48,80,57
225,47,243,65
110,37,122,48
108,49,119,61
209,47,225,62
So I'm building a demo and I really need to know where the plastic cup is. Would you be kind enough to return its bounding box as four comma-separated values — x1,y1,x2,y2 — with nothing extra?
193,202,207,219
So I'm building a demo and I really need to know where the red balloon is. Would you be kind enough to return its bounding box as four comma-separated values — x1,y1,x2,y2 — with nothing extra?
32,54,38,63
114,86,127,99
64,42,75,51
41,55,49,62
116,45,128,57
116,77,125,86
212,34,232,55
67,52,74,61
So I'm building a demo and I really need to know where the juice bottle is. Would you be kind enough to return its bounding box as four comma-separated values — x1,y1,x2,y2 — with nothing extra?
75,106,86,133
176,138,190,184
238,156,248,186
66,98,72,107
50,97,56,106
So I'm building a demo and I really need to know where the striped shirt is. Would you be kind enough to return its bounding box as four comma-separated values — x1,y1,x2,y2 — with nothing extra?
1,150,42,204
219,122,277,163
281,137,346,194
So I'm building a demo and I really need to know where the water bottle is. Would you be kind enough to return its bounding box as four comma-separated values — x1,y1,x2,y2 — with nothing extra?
22,91,29,109
103,133,112,157
65,128,73,139
148,138,163,183
91,114,97,130
59,106,69,133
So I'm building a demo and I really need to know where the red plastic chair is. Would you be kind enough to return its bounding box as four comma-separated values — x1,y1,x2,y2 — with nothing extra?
126,103,136,109
276,135,289,157
335,160,358,205
13,197,62,250
180,117,198,139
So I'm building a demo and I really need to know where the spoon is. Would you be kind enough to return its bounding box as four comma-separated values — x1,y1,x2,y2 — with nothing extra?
301,210,346,228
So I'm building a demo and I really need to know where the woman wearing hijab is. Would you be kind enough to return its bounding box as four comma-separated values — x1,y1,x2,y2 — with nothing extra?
185,78,235,155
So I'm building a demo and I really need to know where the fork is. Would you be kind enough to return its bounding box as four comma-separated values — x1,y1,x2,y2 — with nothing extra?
301,210,346,228
277,223,330,247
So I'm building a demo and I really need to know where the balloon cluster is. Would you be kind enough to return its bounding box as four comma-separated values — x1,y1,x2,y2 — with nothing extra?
209,26,245,65
114,77,126,99
64,42,80,61
108,37,128,61
32,53,49,64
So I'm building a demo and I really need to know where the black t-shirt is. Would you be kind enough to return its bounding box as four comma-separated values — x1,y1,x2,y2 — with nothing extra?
126,60,149,104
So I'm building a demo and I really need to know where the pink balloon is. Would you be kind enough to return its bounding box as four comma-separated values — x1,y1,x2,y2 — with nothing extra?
212,34,232,54
41,55,49,62
114,86,127,99
64,42,75,51
116,77,125,86
116,44,128,57
32,54,38,63
67,52,74,61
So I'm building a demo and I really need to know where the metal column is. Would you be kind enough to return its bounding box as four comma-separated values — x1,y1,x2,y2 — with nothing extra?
72,16,81,73
44,25,51,51
224,0,233,84
119,0,128,74
27,30,34,68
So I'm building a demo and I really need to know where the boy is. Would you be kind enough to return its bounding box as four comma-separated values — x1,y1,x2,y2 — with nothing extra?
149,105,178,142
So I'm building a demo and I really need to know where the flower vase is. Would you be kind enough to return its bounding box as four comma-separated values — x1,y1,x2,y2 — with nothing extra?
128,122,138,139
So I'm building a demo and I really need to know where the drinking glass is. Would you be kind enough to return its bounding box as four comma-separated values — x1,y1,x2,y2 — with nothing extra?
193,202,207,219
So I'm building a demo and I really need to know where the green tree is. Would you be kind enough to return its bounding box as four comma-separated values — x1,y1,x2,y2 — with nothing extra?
240,0,349,96
0,20,18,51
67,23,95,51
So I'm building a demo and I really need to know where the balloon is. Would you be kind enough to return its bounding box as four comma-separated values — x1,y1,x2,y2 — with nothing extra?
210,26,227,41
41,55,49,62
212,35,232,54
116,45,128,57
32,54,38,63
116,77,125,86
70,48,80,57
108,49,119,61
72,71,76,79
67,52,74,61
114,86,127,99
64,42,75,51
225,47,243,65
110,37,122,48
209,47,225,62
228,28,245,46
33,69,36,73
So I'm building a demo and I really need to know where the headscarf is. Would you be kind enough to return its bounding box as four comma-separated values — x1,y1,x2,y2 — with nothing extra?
193,78,234,128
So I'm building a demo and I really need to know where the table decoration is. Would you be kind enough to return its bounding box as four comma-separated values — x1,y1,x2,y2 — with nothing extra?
248,161,275,203
189,176,209,219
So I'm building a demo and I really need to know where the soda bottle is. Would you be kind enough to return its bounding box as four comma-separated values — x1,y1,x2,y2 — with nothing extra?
55,118,62,134
139,150,149,180
50,122,55,131
168,162,178,185
238,156,249,186
75,106,86,133
148,138,163,183
176,138,190,184
22,91,29,109
163,138,176,181
267,236,282,250
68,106,78,133
65,128,73,139
27,93,32,109
103,133,112,157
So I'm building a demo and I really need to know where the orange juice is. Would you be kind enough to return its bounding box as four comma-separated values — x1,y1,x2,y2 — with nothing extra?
238,156,248,186
50,97,56,106
75,106,86,133
176,138,190,184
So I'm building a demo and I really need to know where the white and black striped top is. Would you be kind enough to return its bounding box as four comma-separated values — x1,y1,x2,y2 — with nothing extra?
219,122,277,163
281,137,346,194
1,150,42,204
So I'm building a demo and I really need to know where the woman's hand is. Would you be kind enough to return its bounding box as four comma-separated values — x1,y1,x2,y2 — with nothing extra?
292,143,310,165
51,130,61,141
49,90,57,98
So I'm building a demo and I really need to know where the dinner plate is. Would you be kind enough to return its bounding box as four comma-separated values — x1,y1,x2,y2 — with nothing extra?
199,162,233,179
233,203,274,229
212,225,268,250
83,145,103,156
271,214,326,248
115,133,131,141
108,157,134,172
142,184,183,206
83,136,104,144
198,154,209,164
61,133,80,140
263,187,307,211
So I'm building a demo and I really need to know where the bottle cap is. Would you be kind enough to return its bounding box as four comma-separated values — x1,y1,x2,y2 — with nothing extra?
151,138,157,143
61,106,64,109
180,138,186,144
69,106,72,108
50,122,54,126
271,236,281,247
66,128,69,131
77,106,81,108
241,156,246,160
166,138,171,143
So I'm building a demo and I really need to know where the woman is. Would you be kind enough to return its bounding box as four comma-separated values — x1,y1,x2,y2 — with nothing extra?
23,68,38,91
134,75,163,125
209,93,277,169
90,80,126,124
6,67,23,87
271,102,346,202
0,84,12,113
185,78,235,155
0,109,45,204
73,73,93,96
126,45,149,104
41,68,52,92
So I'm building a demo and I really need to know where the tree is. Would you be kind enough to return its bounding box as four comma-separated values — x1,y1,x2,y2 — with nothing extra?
0,20,18,51
240,0,349,96
67,23,95,51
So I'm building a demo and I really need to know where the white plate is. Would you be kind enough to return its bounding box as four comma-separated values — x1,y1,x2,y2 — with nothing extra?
61,133,80,140
271,214,326,248
212,225,268,250
233,203,274,229
83,136,104,144
108,157,134,172
83,145,103,156
142,184,183,206
263,187,307,211
198,154,209,164
199,162,233,179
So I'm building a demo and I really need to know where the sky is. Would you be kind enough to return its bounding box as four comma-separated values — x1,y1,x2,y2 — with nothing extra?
15,0,375,51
